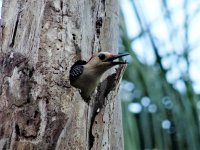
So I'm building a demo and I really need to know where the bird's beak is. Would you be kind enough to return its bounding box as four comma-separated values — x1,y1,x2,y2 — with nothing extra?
105,53,129,65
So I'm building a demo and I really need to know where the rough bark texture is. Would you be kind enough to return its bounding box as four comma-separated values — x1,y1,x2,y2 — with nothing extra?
0,0,123,149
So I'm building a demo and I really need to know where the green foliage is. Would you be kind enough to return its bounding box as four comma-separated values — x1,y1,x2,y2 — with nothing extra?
120,1,200,150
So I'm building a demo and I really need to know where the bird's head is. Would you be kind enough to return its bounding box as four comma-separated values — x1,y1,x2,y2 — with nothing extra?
86,52,129,72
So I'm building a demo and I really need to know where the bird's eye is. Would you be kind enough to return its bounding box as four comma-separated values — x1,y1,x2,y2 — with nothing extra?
98,53,106,60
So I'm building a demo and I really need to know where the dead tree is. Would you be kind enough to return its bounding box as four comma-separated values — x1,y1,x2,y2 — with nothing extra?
0,0,124,149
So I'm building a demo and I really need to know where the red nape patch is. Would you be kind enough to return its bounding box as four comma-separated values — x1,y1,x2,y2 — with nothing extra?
87,55,94,63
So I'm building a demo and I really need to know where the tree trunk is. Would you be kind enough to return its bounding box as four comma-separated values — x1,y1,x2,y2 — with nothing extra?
0,0,124,149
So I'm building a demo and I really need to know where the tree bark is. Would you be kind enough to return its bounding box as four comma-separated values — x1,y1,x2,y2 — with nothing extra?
0,0,124,149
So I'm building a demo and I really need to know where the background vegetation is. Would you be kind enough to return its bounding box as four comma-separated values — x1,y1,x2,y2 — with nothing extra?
120,0,200,150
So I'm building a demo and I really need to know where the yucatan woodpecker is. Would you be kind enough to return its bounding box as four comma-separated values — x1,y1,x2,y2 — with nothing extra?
70,52,129,99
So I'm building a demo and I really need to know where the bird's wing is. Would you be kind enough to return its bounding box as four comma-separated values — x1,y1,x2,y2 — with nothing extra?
70,60,87,81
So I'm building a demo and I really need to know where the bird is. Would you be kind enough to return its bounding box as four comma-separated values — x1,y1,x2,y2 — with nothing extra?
70,52,129,100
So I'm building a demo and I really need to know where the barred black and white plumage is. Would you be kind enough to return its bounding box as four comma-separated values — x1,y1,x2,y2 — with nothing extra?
70,60,87,82
69,52,129,100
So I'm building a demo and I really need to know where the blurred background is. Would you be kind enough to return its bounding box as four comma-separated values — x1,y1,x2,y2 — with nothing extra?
119,0,200,149
1,0,200,149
